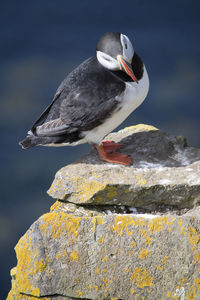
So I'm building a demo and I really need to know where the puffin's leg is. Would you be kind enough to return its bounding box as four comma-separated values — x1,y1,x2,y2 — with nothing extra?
93,143,132,166
101,140,122,153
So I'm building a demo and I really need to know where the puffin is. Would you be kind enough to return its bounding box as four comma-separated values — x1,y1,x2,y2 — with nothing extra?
19,32,149,166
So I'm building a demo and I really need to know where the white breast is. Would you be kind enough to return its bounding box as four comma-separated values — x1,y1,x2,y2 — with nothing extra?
83,66,149,145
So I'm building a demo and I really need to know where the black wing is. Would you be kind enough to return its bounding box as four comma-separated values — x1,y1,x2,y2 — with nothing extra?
31,57,125,138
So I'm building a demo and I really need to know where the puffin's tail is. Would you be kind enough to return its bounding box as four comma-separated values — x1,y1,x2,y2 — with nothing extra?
19,132,70,149
19,135,41,149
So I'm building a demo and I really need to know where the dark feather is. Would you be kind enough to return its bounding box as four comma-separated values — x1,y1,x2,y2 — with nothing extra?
20,57,126,146
31,90,63,135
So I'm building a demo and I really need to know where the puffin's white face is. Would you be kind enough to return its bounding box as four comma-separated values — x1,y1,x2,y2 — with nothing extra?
96,33,134,71
96,51,119,70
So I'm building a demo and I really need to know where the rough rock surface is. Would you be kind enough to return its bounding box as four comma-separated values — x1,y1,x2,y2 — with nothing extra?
7,125,200,300
48,124,200,211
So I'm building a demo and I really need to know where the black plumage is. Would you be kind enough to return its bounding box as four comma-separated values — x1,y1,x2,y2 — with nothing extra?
20,57,126,148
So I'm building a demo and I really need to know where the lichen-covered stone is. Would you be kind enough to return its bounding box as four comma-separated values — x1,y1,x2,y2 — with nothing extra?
8,205,200,299
7,124,200,300
48,124,200,210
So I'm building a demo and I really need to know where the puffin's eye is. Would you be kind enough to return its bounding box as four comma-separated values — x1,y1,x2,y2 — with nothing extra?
104,56,111,62
125,43,128,49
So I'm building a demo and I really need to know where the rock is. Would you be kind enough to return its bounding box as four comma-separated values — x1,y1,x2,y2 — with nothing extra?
7,124,200,300
7,206,200,299
48,124,200,211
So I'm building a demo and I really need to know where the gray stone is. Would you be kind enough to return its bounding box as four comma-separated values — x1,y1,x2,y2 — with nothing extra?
48,125,200,211
7,204,200,299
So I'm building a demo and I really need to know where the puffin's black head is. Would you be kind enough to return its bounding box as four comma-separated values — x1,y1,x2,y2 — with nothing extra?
96,32,138,83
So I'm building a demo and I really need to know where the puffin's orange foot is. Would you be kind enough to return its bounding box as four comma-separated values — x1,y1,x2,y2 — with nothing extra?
101,140,122,153
104,152,132,166
94,143,132,166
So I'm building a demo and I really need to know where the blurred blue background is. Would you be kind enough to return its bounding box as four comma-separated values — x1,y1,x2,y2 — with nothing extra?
1,0,200,298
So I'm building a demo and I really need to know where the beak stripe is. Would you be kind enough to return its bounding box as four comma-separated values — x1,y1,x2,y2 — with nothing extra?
120,58,138,84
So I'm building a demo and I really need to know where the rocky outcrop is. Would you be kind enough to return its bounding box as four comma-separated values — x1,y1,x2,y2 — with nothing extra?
7,125,200,300
48,125,200,211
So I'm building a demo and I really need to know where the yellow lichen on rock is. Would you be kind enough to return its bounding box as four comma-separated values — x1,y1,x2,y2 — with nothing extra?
139,229,152,245
148,216,175,235
48,171,111,203
102,278,108,290
50,200,62,212
194,278,200,290
194,250,200,263
122,124,158,134
69,250,79,262
111,216,146,236
156,256,169,272
98,236,105,244
139,248,152,259
70,175,107,203
103,256,108,262
91,215,104,232
136,175,147,186
76,290,83,297
7,231,46,299
130,287,135,294
187,226,200,251
186,285,197,300
131,267,153,288
39,212,80,242
96,266,100,275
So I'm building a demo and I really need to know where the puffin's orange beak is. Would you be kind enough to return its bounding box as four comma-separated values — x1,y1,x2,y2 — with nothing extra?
118,56,138,83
